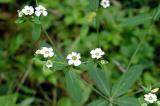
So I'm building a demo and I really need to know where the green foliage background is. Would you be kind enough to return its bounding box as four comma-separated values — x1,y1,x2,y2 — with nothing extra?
0,0,160,106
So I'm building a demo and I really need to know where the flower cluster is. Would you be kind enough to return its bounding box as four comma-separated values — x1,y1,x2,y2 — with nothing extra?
35,47,105,67
143,88,159,105
100,0,110,8
18,5,47,17
35,47,54,68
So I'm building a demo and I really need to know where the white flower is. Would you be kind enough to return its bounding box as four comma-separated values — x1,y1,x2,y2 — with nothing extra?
46,60,53,68
40,47,54,58
35,5,48,16
22,5,34,15
100,0,110,8
144,93,157,103
67,52,81,66
90,48,105,59
151,88,159,93
17,10,24,17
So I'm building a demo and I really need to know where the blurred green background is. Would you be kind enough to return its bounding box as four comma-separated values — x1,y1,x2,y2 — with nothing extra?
0,0,160,106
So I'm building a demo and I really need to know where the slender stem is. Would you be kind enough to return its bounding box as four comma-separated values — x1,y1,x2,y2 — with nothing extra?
35,0,38,5
41,25,56,50
126,34,145,70
126,7,159,71
41,25,64,61
52,60,67,65
16,60,33,92
82,61,92,64
95,9,100,47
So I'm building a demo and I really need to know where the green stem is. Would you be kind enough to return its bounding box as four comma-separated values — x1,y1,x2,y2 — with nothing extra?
126,7,160,71
16,60,33,92
35,0,38,5
95,10,100,47
126,34,145,70
52,60,67,65
41,25,64,61
82,61,92,64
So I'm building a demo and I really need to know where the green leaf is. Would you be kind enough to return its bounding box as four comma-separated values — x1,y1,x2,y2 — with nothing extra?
122,14,152,27
0,94,18,106
17,97,34,106
114,97,140,106
9,35,24,55
87,99,108,106
112,65,144,97
88,0,99,12
32,23,42,41
65,69,86,102
0,0,12,3
57,97,72,106
85,62,111,96
153,5,160,21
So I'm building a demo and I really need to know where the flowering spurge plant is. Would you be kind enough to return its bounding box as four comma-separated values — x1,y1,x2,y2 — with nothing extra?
16,0,160,106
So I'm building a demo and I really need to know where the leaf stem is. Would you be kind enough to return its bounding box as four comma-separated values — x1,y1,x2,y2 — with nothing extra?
16,60,33,92
126,7,160,71
95,9,100,47
41,25,64,61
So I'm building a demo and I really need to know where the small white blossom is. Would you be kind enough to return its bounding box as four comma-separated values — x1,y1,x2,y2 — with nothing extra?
46,60,53,68
67,52,81,66
151,88,159,93
35,5,48,16
90,48,105,59
17,10,24,17
22,5,34,15
100,0,110,8
144,93,157,103
40,47,54,58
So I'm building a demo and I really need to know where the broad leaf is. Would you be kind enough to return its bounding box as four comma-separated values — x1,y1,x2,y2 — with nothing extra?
65,69,90,102
114,97,140,106
87,99,108,106
112,65,144,97
85,62,111,96
32,23,42,41
88,0,100,12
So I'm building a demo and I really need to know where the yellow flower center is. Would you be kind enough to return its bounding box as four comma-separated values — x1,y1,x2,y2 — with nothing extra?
72,56,77,60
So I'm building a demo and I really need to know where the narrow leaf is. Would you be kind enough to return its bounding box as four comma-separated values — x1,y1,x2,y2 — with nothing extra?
32,23,42,41
122,14,152,27
88,0,100,12
112,65,144,97
153,4,160,21
86,62,111,96
114,97,140,106
87,99,108,106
